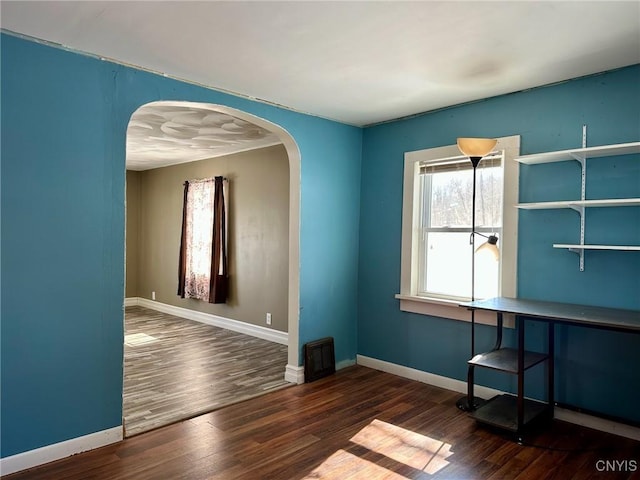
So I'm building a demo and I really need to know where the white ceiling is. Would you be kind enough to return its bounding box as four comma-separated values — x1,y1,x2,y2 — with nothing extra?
2,1,639,167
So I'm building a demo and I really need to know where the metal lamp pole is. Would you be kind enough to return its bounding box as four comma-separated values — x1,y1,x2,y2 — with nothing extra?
456,155,484,412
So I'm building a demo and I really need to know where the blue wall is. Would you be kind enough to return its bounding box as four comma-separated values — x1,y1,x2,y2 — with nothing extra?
2,30,639,461
358,65,640,423
0,34,362,457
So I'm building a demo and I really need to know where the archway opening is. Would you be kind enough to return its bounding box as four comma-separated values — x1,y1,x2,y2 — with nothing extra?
123,101,301,436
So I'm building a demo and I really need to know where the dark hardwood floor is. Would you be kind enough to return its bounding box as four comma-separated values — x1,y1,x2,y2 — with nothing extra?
5,366,639,479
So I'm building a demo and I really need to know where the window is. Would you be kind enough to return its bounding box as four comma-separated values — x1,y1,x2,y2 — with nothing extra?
182,178,216,300
418,153,502,300
177,176,229,304
397,136,520,323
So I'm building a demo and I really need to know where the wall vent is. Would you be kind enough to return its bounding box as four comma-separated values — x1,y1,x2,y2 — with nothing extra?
304,337,335,383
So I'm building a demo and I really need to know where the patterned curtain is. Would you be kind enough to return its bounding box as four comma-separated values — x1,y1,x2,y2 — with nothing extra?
177,177,228,303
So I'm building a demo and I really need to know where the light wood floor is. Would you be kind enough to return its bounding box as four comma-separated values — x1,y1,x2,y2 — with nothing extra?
123,306,290,436
8,366,639,480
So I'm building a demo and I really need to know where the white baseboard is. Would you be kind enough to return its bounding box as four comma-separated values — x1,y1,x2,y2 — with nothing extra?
124,297,139,307
356,354,640,442
357,354,502,400
284,358,355,385
132,297,288,346
285,364,305,384
553,408,640,442
0,426,122,476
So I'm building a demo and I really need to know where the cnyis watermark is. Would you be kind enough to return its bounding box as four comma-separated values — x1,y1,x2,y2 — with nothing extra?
595,459,637,472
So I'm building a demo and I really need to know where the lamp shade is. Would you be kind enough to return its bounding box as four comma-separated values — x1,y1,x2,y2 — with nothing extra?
475,235,499,261
457,138,497,158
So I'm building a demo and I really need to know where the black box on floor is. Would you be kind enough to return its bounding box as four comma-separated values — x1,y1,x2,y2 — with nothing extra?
304,337,335,383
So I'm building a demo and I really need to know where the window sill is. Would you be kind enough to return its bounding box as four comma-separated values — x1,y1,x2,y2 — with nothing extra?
395,294,514,328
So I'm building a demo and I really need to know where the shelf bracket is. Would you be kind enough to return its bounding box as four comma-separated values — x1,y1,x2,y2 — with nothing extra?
566,247,585,271
567,202,586,271
570,124,588,200
568,125,587,272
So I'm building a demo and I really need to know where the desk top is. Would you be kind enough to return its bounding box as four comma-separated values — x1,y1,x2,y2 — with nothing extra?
461,297,640,332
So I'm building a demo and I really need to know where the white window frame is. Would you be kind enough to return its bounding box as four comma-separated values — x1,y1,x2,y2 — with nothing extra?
396,135,520,325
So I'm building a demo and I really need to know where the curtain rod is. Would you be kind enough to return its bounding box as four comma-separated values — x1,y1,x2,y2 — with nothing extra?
183,176,228,186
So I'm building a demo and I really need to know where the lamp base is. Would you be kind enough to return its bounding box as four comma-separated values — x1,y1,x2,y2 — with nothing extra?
456,395,486,412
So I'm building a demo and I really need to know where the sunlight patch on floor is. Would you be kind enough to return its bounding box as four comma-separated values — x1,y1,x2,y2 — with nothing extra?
350,419,453,474
124,333,158,346
303,419,453,478
302,449,407,479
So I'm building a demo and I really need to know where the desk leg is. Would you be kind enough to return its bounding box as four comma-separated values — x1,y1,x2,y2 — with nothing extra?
467,364,475,409
517,316,525,432
548,321,555,418
493,312,504,350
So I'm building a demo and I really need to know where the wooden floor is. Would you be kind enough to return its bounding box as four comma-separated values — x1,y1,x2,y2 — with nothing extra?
7,366,639,479
124,306,289,436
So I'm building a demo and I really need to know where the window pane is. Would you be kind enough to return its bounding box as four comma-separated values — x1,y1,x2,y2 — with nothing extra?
186,182,214,276
430,170,472,228
475,166,503,228
184,180,215,301
427,166,503,228
421,233,499,299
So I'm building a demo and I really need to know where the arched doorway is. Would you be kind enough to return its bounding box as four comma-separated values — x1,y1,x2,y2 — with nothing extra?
124,101,301,434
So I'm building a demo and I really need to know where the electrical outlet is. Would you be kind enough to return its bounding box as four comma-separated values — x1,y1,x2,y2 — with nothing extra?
266,313,272,325
152,291,156,301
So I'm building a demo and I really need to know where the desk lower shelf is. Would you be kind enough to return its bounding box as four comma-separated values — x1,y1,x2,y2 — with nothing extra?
470,394,552,432
469,348,548,374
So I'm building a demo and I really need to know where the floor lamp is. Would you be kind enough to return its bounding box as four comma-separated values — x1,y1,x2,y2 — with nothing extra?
455,137,498,412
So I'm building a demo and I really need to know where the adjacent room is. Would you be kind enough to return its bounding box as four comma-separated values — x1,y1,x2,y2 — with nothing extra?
123,102,292,436
1,1,639,478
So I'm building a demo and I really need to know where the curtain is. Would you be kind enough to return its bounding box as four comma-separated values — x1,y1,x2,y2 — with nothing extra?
177,176,228,303
209,176,228,303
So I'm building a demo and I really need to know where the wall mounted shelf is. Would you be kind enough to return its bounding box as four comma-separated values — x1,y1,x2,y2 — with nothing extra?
554,244,640,251
515,141,640,165
515,138,640,270
517,198,640,210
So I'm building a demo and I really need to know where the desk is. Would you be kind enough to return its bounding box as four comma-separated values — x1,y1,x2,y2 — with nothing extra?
460,297,640,434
